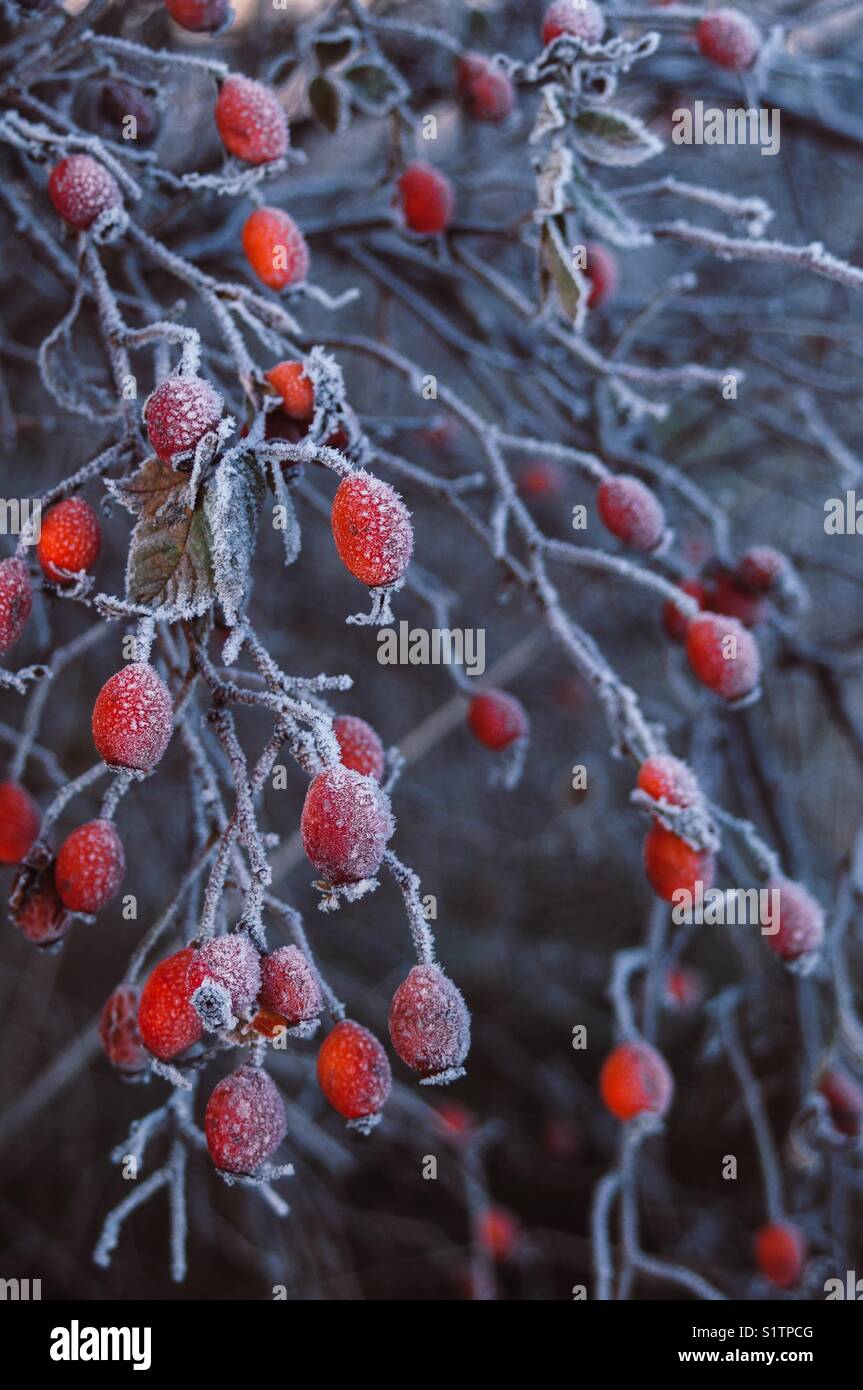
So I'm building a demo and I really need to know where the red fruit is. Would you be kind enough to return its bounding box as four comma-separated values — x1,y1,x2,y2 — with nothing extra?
599,1040,674,1122
144,374,223,465
478,1206,519,1261
100,81,159,142
597,475,665,551
455,53,515,123
333,714,385,782
663,579,707,643
765,877,824,962
818,1066,863,1138
138,946,203,1060
388,964,471,1081
710,572,766,629
468,688,529,752
205,1065,286,1174
644,822,714,902
331,470,414,588
242,207,309,291
264,360,314,422
636,754,701,809
99,985,148,1074
396,162,454,235
583,242,619,310
686,612,760,701
11,865,71,947
542,0,605,47
435,1101,474,1137
301,766,394,885
736,546,788,595
697,9,760,71
55,819,125,913
92,663,173,772
187,934,262,1016
258,945,322,1027
36,497,101,584
251,1006,290,1039
754,1222,806,1289
517,460,565,501
48,154,122,231
664,965,704,1011
215,74,288,166
317,1018,392,1121
165,0,231,33
0,556,32,654
0,780,40,864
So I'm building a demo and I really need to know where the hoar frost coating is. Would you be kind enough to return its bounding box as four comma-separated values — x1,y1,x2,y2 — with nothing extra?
144,375,224,465
766,877,825,961
331,470,414,588
55,819,126,913
215,74,289,165
258,945,322,1025
389,965,471,1081
300,765,395,885
597,476,665,552
0,556,32,654
48,154,122,230
92,663,174,772
204,1066,287,1174
188,935,263,1015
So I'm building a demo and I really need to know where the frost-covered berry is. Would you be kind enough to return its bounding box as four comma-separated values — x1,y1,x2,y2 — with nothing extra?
542,0,605,46
215,74,288,165
597,475,665,552
165,0,231,33
765,876,824,962
644,823,714,902
48,154,122,231
468,689,529,752
100,81,159,142
242,206,310,290
599,1040,674,1122
188,934,262,1019
264,360,314,422
710,572,766,629
99,985,148,1074
92,663,173,772
818,1066,863,1138
55,819,125,913
205,1065,286,1174
138,946,203,1060
317,1018,392,1121
636,754,701,809
301,765,395,885
478,1206,519,1260
517,460,565,502
736,546,789,595
664,965,704,1011
389,965,471,1081
396,162,454,235
36,497,101,584
455,53,515,124
258,945,322,1027
12,868,71,947
583,243,619,310
686,612,761,701
754,1221,806,1289
697,9,760,71
0,780,40,864
144,374,224,465
331,470,414,588
334,714,386,782
663,578,707,643
0,556,32,654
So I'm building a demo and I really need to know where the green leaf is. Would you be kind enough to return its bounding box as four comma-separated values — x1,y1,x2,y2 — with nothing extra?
571,106,663,167
113,458,216,618
314,28,357,69
567,158,653,248
343,60,408,115
539,218,587,330
309,74,348,134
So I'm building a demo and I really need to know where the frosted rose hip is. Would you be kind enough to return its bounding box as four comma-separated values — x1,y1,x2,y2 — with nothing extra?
187,934,262,1016
333,714,386,781
0,556,32,654
541,0,605,46
165,0,231,31
636,754,701,810
242,207,309,290
144,375,224,465
765,876,824,962
686,612,760,700
258,945,322,1027
215,74,288,165
697,9,760,71
138,946,203,1060
300,765,394,884
396,162,454,235
597,475,665,551
37,497,101,583
55,818,126,913
205,1065,286,1174
468,689,529,752
100,985,148,1074
736,546,789,595
331,470,414,588
92,663,173,772
599,1040,673,1122
0,780,40,863
388,964,471,1080
317,1019,392,1121
455,54,515,124
644,822,714,902
48,154,122,231
264,360,314,422
754,1222,806,1289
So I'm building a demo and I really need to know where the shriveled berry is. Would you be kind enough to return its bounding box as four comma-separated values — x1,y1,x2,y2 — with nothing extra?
664,966,704,1011
636,754,701,809
331,470,414,588
0,556,32,654
765,876,824,962
736,546,789,595
697,8,760,70
686,612,760,701
599,1039,673,1122
517,460,565,502
205,1065,286,1174
138,946,202,1060
99,985,148,1074
301,765,394,885
215,74,288,166
165,0,231,33
389,964,471,1081
334,714,386,781
663,578,707,642
468,689,529,752
100,81,159,142
583,242,619,310
242,206,309,290
542,0,605,46
144,374,223,465
0,780,40,864
36,497,101,584
55,819,125,913
597,475,665,552
710,572,766,629
455,53,515,123
264,360,314,422
818,1066,863,1138
12,878,71,946
396,162,454,235
644,822,714,902
317,1018,392,1121
478,1206,519,1260
754,1221,806,1289
48,154,122,231
92,663,173,772
187,934,262,1016
258,945,322,1026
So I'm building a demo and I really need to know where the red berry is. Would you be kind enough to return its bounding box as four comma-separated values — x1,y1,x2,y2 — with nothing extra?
597,475,665,552
138,946,203,1060
300,766,394,885
468,688,529,752
818,1066,863,1138
697,9,760,71
100,81,159,142
754,1221,806,1289
396,162,454,235
636,754,701,809
686,612,761,701
165,0,231,33
242,207,309,290
736,546,789,595
187,934,262,1016
36,497,101,584
542,0,605,47
205,1065,286,1174
333,714,386,782
516,460,565,501
55,818,125,913
317,1018,392,1121
331,470,414,588
765,876,824,962
251,1006,291,1039
710,572,766,629
264,360,314,422
92,663,173,772
663,578,707,642
11,865,71,947
0,556,32,654
99,985,148,1074
215,74,288,166
599,1040,674,1122
455,53,515,123
644,822,714,902
144,374,224,466
583,242,619,310
478,1206,519,1260
0,780,40,864
664,966,704,1011
388,964,471,1081
48,154,122,231
258,945,322,1027
435,1100,474,1137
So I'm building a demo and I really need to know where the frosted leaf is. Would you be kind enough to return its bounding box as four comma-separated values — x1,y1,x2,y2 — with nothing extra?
112,457,215,619
534,143,574,218
539,218,587,330
271,463,302,567
203,453,264,625
568,158,653,248
529,84,567,144
570,107,663,167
